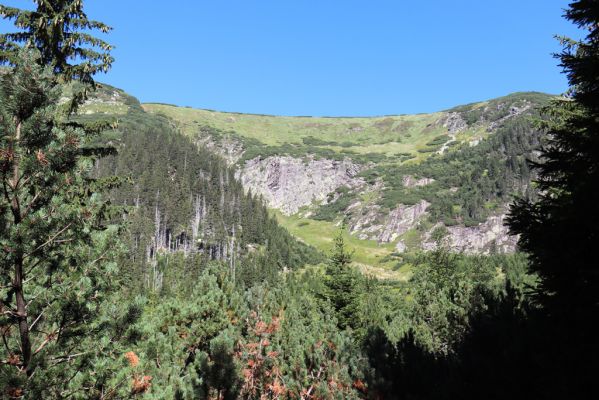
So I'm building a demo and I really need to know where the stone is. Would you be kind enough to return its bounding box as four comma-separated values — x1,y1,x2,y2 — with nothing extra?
402,175,435,188
378,200,430,243
237,156,363,215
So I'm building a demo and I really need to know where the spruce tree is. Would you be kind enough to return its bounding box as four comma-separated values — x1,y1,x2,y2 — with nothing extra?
506,0,599,318
325,229,360,330
506,3,599,395
0,0,113,84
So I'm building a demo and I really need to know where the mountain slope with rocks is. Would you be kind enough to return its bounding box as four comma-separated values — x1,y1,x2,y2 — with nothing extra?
142,92,551,272
70,83,324,289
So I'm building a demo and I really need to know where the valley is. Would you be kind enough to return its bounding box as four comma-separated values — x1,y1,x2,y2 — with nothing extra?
142,92,550,276
1,2,595,398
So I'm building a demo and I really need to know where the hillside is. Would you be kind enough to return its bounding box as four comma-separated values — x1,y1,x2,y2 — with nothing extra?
2,2,595,397
75,83,323,290
143,92,552,276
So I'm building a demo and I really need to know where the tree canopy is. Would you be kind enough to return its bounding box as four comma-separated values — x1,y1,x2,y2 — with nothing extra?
507,0,599,317
0,0,113,84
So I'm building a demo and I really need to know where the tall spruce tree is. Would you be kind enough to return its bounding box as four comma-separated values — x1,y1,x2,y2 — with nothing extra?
0,1,121,396
506,0,599,317
324,229,360,330
506,3,599,395
0,0,113,84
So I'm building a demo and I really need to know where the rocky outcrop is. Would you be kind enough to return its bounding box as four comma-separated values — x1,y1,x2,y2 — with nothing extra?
349,203,384,240
379,200,430,243
440,112,467,134
349,199,430,243
469,138,481,147
196,136,244,165
423,214,517,254
402,175,435,188
434,112,466,154
487,104,532,131
237,156,363,215
395,240,407,253
223,149,517,254
83,89,124,107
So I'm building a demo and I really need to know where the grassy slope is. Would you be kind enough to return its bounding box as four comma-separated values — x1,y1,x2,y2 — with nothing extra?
141,104,478,162
274,211,410,281
141,93,551,276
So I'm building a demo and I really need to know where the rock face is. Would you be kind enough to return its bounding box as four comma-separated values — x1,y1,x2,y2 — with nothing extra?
423,214,517,254
233,153,517,254
349,203,384,240
196,136,244,165
349,199,430,243
83,89,123,107
379,200,431,243
395,240,407,253
440,112,467,134
487,104,532,131
237,156,363,215
434,112,466,154
402,175,435,188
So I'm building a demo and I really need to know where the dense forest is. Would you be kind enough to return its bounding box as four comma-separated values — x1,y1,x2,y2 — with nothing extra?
1,1,598,399
89,91,322,292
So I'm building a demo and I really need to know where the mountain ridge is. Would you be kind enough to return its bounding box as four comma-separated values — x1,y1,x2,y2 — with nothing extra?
142,91,553,119
140,91,550,277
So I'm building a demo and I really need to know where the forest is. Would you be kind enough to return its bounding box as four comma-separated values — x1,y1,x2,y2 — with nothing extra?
1,1,598,399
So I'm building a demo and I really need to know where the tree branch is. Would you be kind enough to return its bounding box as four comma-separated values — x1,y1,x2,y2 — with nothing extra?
24,222,73,259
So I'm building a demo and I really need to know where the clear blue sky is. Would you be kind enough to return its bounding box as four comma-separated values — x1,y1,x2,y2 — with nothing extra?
1,1,580,116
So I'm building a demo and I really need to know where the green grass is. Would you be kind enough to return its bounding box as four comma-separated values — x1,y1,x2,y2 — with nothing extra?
141,104,482,164
59,82,142,117
400,228,423,251
274,211,410,281
143,104,437,145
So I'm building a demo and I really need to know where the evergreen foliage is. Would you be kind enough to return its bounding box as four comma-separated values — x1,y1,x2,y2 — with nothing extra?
507,0,599,317
323,229,361,330
406,250,500,354
367,114,545,225
92,104,323,292
1,1,596,398
0,0,114,84
0,2,132,397
312,187,353,222
0,49,123,396
504,2,599,395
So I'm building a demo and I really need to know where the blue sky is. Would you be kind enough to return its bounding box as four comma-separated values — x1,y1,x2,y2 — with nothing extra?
1,1,580,116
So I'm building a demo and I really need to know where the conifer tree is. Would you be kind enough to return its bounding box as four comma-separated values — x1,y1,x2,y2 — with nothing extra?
324,229,360,330
0,1,120,396
507,0,599,318
506,3,599,395
0,47,121,398
0,0,113,84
